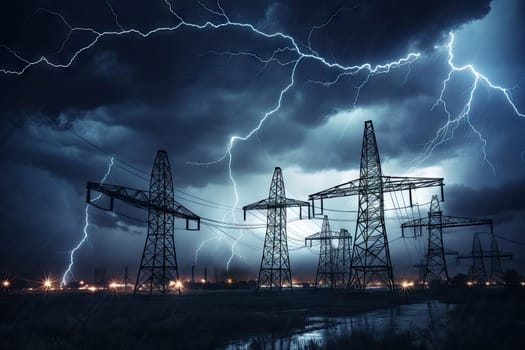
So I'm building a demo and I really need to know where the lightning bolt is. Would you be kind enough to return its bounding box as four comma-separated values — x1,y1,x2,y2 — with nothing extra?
105,0,125,31
193,232,221,265
420,32,524,172
185,4,419,270
2,1,419,272
61,157,114,287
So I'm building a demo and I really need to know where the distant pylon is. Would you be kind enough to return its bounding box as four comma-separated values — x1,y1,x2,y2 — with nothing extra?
487,234,512,282
243,167,310,291
305,216,337,288
402,195,493,286
470,233,488,283
489,235,502,281
305,221,352,288
314,216,335,287
425,196,449,283
457,233,511,284
334,228,352,287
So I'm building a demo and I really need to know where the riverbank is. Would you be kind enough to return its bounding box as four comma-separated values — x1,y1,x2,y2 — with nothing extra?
302,286,525,350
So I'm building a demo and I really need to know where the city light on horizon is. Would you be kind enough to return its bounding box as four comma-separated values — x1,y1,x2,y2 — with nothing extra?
42,277,53,291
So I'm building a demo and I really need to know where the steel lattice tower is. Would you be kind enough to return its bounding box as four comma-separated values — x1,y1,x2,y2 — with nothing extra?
334,228,352,287
305,220,352,288
135,151,178,293
350,121,392,289
402,195,493,286
457,234,511,284
314,216,335,287
86,150,200,295
309,120,444,290
243,167,309,291
305,216,337,288
490,235,503,280
488,235,512,282
425,196,448,282
470,233,488,283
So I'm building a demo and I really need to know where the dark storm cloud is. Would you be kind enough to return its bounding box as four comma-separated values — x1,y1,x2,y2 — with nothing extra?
0,0,492,119
251,0,491,63
5,0,525,280
0,0,496,185
0,163,82,276
445,181,525,221
256,55,453,172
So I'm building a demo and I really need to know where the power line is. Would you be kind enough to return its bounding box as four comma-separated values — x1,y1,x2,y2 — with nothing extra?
495,235,525,247
70,129,247,212
70,129,150,177
200,222,261,251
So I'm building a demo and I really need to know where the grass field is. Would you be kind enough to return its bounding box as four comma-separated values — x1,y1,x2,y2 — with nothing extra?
1,287,524,349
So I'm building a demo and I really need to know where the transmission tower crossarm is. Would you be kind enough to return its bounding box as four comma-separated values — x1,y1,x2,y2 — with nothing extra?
441,216,492,231
309,178,361,200
86,181,200,229
401,215,492,237
304,231,340,246
495,252,513,260
304,232,324,243
242,198,310,220
457,254,482,261
87,182,148,209
309,176,444,216
458,252,512,261
383,176,444,201
444,248,459,256
488,250,512,260
309,176,443,200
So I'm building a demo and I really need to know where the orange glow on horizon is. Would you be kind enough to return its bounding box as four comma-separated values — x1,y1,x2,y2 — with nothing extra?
42,277,53,290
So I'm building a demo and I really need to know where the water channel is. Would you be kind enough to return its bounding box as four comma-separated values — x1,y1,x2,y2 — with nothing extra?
225,301,454,349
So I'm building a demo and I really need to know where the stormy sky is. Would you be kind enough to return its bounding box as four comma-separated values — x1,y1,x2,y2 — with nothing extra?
1,0,524,284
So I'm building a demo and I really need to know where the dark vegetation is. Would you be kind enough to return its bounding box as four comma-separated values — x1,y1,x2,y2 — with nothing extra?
442,287,525,350
0,289,421,349
1,287,524,349
303,286,525,350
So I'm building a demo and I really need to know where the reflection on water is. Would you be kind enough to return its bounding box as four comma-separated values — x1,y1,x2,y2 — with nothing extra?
225,301,454,350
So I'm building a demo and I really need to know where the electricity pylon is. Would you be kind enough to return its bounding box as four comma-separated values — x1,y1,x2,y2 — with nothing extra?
309,120,444,290
87,150,200,294
401,195,492,286
243,167,309,291
334,228,352,287
305,220,352,288
469,233,487,283
490,235,503,281
488,235,513,282
457,233,512,284
305,216,338,288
